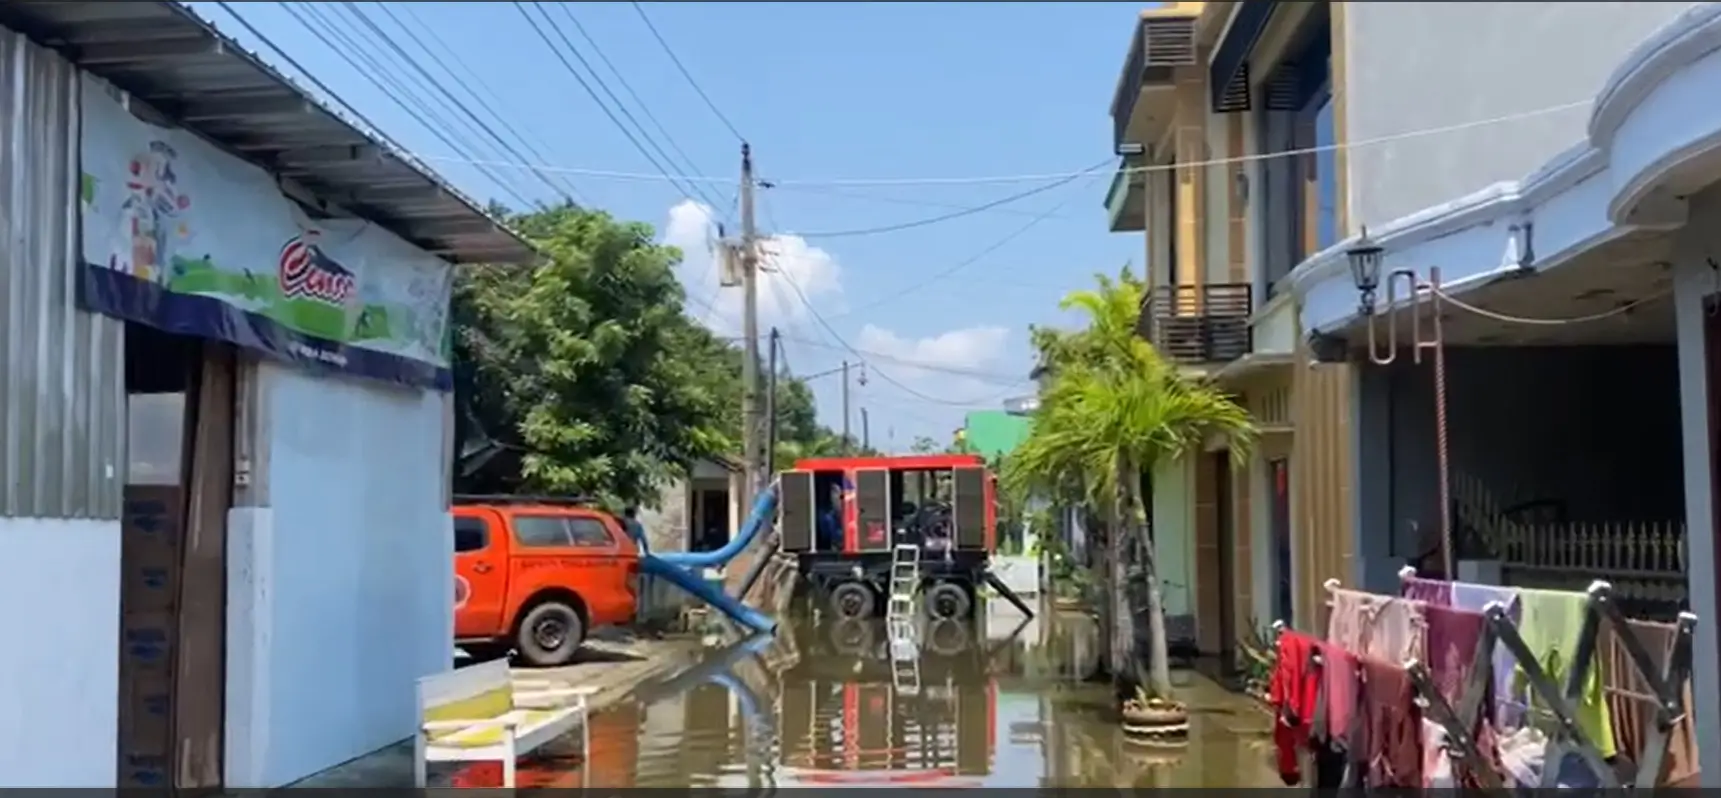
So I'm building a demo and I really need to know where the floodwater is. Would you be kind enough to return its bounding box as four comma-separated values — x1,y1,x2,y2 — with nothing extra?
451,604,1283,788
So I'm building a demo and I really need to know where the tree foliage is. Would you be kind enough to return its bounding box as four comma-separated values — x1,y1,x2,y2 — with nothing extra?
452,203,853,508
1002,267,1257,703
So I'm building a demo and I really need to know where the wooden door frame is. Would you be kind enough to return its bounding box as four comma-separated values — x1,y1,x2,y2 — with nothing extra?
173,341,236,788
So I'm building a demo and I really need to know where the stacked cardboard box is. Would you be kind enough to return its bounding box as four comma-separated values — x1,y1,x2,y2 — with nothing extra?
117,485,183,788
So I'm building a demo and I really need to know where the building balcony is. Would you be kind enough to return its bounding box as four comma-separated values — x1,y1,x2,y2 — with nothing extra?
1104,158,1147,232
1138,283,1253,365
1110,6,1201,151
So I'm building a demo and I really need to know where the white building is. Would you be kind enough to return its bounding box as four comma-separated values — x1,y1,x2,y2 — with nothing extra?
1289,5,1721,783
0,2,535,788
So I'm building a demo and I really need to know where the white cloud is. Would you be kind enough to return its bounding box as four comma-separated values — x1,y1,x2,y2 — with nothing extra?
662,199,842,335
856,324,1010,378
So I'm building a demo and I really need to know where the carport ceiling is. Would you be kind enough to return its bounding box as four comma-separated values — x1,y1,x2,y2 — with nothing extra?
1337,230,1676,349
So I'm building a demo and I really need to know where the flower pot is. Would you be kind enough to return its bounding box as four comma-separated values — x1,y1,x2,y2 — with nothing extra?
1120,700,1190,739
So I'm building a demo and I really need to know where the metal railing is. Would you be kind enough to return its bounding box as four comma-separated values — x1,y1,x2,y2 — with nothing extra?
1139,283,1253,365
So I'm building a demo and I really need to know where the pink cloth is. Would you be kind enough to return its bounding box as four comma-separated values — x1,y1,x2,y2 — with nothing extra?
1328,588,1429,663
1327,588,1373,652
1423,604,1485,706
1320,640,1361,747
1403,575,1453,606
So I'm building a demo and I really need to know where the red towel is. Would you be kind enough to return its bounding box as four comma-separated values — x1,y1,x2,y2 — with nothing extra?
1271,630,1322,784
1423,604,1485,707
1359,655,1424,788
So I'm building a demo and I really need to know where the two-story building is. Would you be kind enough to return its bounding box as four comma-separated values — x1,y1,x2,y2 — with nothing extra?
1106,1,1692,663
0,1,534,787
1287,5,1721,779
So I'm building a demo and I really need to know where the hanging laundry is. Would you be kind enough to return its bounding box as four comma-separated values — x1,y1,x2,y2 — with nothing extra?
1270,630,1323,785
1514,587,1616,758
1601,618,1700,786
1451,580,1521,727
1327,587,1427,661
1423,604,1485,705
1358,655,1424,788
1319,640,1360,748
1404,574,1452,606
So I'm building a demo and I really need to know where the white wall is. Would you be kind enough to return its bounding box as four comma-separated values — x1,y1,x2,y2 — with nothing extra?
0,518,121,785
226,362,453,787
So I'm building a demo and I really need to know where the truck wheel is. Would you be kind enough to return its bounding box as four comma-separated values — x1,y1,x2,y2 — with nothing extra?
515,601,585,667
829,581,876,620
924,582,972,620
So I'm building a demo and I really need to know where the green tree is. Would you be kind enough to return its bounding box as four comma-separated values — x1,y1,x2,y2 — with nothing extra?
1002,268,1256,707
452,204,736,508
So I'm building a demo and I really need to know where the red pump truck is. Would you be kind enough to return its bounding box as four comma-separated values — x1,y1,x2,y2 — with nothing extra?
776,454,1032,621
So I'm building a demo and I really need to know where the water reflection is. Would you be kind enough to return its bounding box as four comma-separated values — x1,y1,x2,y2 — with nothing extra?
457,603,1281,788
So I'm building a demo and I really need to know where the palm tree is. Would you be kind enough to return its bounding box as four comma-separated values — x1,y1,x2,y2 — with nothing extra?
1003,268,1256,705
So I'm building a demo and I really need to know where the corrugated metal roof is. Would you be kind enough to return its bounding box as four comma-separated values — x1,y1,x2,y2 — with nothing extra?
0,0,538,265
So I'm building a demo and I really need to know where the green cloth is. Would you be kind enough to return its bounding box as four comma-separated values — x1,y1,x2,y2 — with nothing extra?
1514,587,1615,757
962,411,1030,459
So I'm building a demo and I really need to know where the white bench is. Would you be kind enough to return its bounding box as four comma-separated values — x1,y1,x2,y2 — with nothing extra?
413,658,598,787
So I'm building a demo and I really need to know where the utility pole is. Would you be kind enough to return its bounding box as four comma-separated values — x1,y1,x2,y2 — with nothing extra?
861,408,871,453
765,328,779,477
738,143,762,506
840,360,851,453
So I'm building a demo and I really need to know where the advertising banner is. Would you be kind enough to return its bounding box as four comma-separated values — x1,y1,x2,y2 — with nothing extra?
78,76,455,389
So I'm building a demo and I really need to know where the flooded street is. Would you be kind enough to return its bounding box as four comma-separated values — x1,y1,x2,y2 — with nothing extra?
448,604,1282,788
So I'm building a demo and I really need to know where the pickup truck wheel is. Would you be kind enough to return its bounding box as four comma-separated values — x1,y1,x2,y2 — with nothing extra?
515,602,584,667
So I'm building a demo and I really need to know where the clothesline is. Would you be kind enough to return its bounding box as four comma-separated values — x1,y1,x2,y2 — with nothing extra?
1265,569,1697,793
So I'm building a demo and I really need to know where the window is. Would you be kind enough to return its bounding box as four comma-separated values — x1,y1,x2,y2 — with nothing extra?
455,517,489,553
512,515,615,548
567,517,615,547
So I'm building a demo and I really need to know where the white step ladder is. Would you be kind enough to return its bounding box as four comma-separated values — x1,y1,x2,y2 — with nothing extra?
886,543,922,622
888,616,921,695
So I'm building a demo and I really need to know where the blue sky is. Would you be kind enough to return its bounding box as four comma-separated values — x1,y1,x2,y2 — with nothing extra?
192,1,1146,451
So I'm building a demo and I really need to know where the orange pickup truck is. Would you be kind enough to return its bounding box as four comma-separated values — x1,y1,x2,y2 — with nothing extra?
453,496,641,667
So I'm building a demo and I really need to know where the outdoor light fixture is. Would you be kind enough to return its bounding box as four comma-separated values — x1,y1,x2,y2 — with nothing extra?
1115,142,1146,158
1348,228,1458,584
1346,226,1385,316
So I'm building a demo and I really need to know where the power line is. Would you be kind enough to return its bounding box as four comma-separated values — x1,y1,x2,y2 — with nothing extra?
768,333,1027,383
339,2,579,205
771,182,1083,222
552,3,716,214
384,3,589,204
770,266,1030,406
782,158,1111,240
267,2,539,209
410,98,1592,188
821,171,1108,320
631,1,745,142
512,1,718,208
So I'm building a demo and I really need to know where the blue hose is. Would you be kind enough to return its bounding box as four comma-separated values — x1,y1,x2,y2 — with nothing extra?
656,483,779,569
640,553,778,634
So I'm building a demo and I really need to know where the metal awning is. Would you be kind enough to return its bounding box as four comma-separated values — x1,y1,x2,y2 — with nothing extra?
0,0,537,265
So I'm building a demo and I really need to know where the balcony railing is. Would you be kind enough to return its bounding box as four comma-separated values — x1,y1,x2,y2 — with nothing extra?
1139,283,1253,365
1110,14,1198,149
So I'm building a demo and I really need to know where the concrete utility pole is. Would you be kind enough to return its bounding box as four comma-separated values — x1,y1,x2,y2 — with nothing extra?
739,143,762,506
840,360,851,453
861,407,871,452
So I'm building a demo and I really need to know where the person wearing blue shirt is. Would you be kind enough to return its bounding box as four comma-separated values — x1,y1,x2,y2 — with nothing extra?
816,483,843,551
622,506,649,553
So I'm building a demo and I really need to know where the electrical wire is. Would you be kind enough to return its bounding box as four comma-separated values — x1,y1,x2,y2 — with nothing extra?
770,265,1031,406
411,98,1593,188
820,170,1108,320
771,182,1081,222
552,4,717,214
513,2,718,208
273,3,540,209
1432,285,1670,325
340,2,579,205
783,158,1111,240
631,1,746,143
770,333,1027,383
384,3,590,204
